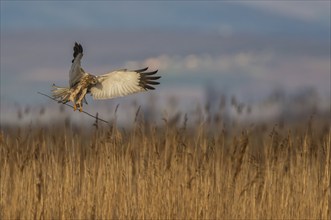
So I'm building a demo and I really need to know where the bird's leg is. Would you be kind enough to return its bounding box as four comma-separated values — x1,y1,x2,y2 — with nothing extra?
69,86,82,111
76,88,88,112
68,94,77,111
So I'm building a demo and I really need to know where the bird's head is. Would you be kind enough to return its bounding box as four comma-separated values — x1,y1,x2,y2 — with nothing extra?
89,75,98,85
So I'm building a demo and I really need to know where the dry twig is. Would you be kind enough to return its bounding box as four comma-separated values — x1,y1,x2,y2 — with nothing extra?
37,91,109,125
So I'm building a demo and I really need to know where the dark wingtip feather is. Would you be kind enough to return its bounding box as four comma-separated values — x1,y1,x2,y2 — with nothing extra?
134,67,149,73
145,81,160,85
145,76,161,80
141,70,158,76
72,42,83,63
138,68,161,90
144,85,155,90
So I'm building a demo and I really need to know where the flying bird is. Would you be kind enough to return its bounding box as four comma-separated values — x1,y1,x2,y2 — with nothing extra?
52,42,161,111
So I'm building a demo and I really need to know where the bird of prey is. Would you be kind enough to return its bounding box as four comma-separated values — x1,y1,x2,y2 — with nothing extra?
52,42,161,112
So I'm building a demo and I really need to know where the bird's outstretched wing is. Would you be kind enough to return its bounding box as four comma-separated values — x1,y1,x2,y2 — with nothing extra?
69,42,87,87
90,67,161,100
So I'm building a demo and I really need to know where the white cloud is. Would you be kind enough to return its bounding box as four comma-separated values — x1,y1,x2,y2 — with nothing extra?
125,52,274,77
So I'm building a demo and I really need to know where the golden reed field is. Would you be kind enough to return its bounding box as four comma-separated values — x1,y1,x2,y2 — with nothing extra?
0,107,330,219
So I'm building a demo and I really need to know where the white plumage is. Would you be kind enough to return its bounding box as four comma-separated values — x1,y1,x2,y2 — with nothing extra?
91,70,145,100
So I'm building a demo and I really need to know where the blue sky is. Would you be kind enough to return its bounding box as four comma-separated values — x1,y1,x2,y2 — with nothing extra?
0,1,330,122
2,1,329,34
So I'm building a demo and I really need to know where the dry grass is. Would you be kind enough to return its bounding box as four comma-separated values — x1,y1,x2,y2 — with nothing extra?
0,112,330,219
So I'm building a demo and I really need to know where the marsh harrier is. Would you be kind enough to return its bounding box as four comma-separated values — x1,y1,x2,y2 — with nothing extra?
52,42,160,111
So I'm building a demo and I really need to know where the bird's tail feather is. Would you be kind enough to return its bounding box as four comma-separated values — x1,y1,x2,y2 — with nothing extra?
51,84,71,103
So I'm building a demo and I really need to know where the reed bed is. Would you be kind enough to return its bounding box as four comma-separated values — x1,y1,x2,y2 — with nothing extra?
0,111,330,219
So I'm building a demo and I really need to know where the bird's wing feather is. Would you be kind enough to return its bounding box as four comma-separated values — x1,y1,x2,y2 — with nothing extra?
90,68,160,100
69,42,86,87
